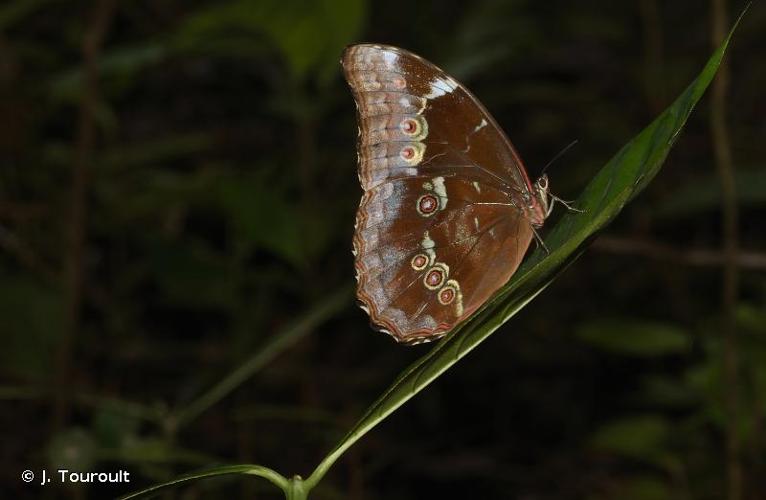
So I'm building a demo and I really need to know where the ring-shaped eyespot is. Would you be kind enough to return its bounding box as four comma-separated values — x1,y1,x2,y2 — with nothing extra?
417,194,439,216
423,263,448,290
400,142,425,165
391,76,407,89
400,118,419,135
399,116,428,141
411,254,429,271
438,284,457,305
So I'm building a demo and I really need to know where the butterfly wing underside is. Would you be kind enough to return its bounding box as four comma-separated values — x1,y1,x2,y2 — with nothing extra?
342,44,537,344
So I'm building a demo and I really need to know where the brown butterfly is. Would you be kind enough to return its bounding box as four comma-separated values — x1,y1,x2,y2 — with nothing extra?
342,44,552,345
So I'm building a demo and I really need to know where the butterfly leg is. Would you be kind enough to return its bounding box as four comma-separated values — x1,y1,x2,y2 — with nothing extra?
531,227,549,254
549,193,584,214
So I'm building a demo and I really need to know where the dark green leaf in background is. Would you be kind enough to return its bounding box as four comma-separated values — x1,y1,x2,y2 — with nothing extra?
174,0,366,84
0,275,63,380
575,318,689,356
590,415,669,462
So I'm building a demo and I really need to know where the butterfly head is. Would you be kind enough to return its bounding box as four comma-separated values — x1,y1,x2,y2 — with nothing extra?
530,174,552,227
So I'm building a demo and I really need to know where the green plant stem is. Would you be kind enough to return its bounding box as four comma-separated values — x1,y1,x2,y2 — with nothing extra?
118,465,289,499
248,465,289,488
171,285,352,430
303,285,550,491
285,476,308,500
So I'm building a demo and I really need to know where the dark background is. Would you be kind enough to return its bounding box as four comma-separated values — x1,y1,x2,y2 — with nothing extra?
1,0,765,498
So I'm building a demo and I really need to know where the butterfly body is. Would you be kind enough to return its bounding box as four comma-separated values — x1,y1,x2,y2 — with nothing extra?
342,44,550,345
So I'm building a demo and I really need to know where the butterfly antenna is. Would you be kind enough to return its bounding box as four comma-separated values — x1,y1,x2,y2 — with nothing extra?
540,139,578,176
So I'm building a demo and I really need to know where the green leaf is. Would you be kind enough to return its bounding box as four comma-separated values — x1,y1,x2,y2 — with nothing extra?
590,415,669,461
43,132,215,171
215,174,334,268
737,303,766,335
103,438,214,466
597,476,672,500
47,428,98,472
171,286,353,430
48,43,167,101
93,406,141,449
173,0,366,82
215,175,303,266
118,464,289,500
0,274,63,380
575,318,689,356
0,0,53,32
639,375,698,408
685,344,725,423
302,15,744,492
149,239,236,309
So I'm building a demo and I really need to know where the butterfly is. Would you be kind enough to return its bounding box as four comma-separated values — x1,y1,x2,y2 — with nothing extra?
342,44,552,345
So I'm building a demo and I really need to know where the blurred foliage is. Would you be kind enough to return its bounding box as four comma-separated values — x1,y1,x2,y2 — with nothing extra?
1,0,764,499
575,319,690,356
0,274,63,380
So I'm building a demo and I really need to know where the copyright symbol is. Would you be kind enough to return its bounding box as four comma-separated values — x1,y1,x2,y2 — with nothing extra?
21,470,34,483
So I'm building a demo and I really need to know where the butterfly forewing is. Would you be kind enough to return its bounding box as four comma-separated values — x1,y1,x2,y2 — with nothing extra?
343,44,541,344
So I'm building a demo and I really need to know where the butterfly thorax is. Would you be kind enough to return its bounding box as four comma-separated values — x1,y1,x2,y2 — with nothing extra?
512,174,550,228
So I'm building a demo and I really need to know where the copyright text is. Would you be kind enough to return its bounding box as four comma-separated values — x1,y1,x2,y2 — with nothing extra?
22,469,131,485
